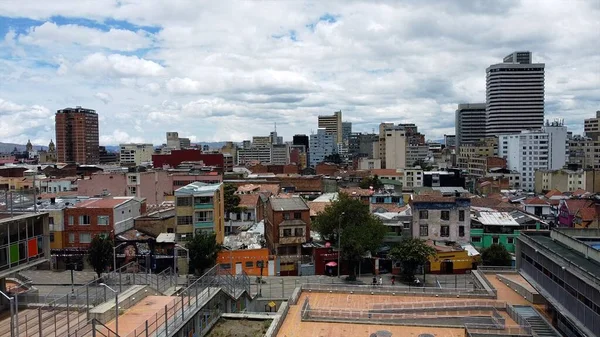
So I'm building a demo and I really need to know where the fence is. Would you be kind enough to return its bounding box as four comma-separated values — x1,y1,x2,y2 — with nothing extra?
300,283,495,298
97,264,249,337
8,260,176,337
465,323,531,336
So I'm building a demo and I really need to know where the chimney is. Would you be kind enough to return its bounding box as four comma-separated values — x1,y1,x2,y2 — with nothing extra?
50,197,56,205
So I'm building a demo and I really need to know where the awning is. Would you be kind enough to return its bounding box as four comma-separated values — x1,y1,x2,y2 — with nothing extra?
325,261,337,267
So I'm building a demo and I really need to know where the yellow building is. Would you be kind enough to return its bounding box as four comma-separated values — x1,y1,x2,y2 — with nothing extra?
426,241,479,274
174,182,224,244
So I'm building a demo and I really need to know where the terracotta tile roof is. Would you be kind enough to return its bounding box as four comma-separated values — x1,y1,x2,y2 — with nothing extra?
308,201,330,217
577,207,599,221
411,195,458,203
39,191,78,199
238,194,259,208
523,198,550,206
572,188,588,197
565,199,596,215
339,187,373,197
544,189,563,198
237,183,280,196
470,197,503,208
371,169,402,177
487,193,505,200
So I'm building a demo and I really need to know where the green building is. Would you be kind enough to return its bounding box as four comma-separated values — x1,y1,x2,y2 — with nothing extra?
470,210,546,253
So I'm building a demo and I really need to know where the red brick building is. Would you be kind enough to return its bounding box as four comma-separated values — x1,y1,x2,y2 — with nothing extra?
265,197,311,276
63,197,146,248
55,107,99,164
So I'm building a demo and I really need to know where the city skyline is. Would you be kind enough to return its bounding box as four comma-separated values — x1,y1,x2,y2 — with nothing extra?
0,1,598,145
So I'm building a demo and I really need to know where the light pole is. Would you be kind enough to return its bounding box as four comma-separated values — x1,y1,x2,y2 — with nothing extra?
99,283,118,335
174,244,189,276
337,212,345,278
113,242,127,274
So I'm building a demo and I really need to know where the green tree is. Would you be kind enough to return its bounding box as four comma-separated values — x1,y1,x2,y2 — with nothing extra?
224,183,241,220
481,243,512,266
313,193,387,280
88,235,114,279
389,238,436,282
359,174,383,190
186,232,222,275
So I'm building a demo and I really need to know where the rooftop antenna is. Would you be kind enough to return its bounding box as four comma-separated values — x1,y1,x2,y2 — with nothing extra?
274,122,277,132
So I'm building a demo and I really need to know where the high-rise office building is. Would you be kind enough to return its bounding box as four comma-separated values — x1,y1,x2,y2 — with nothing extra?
455,103,487,148
309,128,336,167
318,110,343,144
292,134,309,151
486,51,545,136
55,106,99,164
584,110,600,140
342,122,352,144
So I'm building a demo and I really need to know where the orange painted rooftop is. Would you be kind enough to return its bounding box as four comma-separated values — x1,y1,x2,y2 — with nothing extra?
104,295,176,336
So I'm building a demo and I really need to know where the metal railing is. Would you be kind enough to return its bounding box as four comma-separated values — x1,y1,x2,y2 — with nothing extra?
476,266,517,272
464,322,531,336
91,319,119,337
300,283,494,298
90,265,249,337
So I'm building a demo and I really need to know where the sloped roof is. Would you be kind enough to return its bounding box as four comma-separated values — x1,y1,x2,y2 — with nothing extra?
564,199,595,215
572,188,589,197
523,198,550,206
545,189,563,198
339,187,373,197
577,207,599,222
237,194,260,208
476,211,520,226
269,196,309,211
371,169,402,177
308,201,330,217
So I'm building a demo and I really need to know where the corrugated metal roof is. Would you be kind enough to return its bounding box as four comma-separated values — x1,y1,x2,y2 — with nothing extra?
156,233,176,243
477,211,520,226
175,182,222,196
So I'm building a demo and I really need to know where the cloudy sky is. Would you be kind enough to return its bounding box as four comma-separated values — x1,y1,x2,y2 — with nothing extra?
0,0,598,146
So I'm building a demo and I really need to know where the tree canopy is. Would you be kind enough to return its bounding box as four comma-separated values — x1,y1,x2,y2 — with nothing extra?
88,235,114,278
224,183,241,220
390,238,436,282
359,174,383,190
481,243,512,267
313,192,387,279
186,232,221,275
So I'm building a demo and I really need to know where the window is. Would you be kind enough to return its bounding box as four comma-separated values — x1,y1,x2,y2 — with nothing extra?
507,237,514,244
419,210,428,219
294,212,302,220
245,261,254,268
459,210,465,222
419,224,428,236
441,225,450,237
284,213,291,220
128,186,137,195
49,217,54,225
176,197,192,207
492,237,499,244
441,211,450,221
68,216,74,226
98,216,109,226
196,211,213,222
177,216,193,225
79,215,90,225
283,228,292,237
472,236,481,243
79,233,92,244
459,226,465,237
294,228,304,237
68,233,75,243
220,263,231,270
50,233,55,242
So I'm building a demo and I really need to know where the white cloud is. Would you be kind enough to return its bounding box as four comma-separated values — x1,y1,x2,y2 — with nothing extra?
19,22,154,51
0,98,53,142
0,0,598,144
100,129,145,144
94,92,113,104
74,53,165,78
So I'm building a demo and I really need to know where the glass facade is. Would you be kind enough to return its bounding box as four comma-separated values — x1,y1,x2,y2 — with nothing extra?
0,213,49,273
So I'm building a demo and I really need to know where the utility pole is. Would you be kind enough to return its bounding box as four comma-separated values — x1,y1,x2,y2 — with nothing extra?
337,212,345,278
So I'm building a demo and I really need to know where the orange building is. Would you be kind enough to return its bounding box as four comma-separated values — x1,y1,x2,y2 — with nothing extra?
217,248,272,276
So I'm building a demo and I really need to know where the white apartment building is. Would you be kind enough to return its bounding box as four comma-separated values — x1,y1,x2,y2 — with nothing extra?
374,125,407,170
309,128,336,167
498,130,558,191
542,120,568,170
401,168,424,188
119,143,154,166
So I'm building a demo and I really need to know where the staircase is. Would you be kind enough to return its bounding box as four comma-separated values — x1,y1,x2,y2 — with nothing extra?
512,306,561,337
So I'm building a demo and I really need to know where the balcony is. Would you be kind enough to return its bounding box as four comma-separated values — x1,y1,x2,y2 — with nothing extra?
279,236,307,245
194,203,213,209
194,221,213,229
